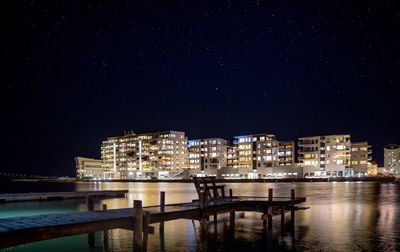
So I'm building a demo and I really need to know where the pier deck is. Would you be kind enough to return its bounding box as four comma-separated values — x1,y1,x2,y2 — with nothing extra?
0,190,128,203
0,194,306,249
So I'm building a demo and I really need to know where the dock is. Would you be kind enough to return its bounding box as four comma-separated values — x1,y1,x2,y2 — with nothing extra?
0,190,128,203
0,178,307,250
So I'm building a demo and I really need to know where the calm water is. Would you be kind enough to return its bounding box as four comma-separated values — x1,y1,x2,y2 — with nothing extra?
1,181,400,251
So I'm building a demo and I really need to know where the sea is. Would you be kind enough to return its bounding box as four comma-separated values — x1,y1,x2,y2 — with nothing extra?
0,181,399,251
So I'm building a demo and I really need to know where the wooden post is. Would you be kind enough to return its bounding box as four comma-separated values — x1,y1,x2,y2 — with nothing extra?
143,211,150,252
159,191,165,238
229,189,235,228
199,191,204,213
133,200,143,252
86,195,95,248
200,191,208,218
160,191,165,212
290,189,295,228
199,191,208,238
267,188,273,229
262,210,267,230
86,195,95,211
267,207,272,230
102,204,109,249
268,188,273,202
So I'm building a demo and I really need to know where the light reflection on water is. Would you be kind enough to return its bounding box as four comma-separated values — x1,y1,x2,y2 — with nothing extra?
0,182,399,251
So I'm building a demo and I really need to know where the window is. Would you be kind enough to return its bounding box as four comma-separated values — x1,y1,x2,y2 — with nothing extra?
336,145,345,150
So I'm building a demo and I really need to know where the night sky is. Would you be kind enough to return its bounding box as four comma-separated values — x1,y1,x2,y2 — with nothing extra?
2,1,399,176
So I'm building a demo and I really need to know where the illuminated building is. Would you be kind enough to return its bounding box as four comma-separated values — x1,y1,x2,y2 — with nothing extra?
367,161,378,176
101,131,188,179
187,138,229,173
384,144,400,174
350,142,372,176
278,141,295,165
298,134,351,177
233,134,279,177
227,146,238,168
75,157,105,180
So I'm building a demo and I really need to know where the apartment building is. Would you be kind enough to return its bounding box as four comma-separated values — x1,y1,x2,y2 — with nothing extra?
233,134,279,171
187,138,229,172
384,144,400,174
278,141,295,165
227,146,238,168
101,131,188,179
298,134,351,177
350,142,372,175
75,157,104,180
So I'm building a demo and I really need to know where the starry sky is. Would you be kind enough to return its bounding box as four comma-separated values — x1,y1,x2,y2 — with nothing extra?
2,1,399,176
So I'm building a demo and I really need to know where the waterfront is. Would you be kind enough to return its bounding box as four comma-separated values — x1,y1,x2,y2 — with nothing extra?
1,181,400,251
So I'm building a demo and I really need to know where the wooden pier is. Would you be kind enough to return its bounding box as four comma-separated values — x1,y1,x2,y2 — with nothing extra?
0,190,128,203
0,178,307,250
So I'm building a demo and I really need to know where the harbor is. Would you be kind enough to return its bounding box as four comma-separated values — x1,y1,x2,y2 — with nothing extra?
0,181,399,251
0,178,306,250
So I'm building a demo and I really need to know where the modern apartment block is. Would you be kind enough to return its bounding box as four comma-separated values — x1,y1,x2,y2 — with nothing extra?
278,141,295,165
75,157,104,179
384,144,400,174
233,134,279,170
101,131,188,179
298,134,351,177
350,142,372,175
227,146,238,168
187,138,229,172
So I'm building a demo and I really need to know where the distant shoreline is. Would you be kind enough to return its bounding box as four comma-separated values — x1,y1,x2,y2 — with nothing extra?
5,176,397,184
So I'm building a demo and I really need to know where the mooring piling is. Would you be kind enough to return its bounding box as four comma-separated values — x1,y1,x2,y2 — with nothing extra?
86,195,95,248
133,200,143,251
290,189,296,228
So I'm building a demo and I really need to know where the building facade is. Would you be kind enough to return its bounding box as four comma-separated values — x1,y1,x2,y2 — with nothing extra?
187,138,229,173
75,157,104,180
101,131,188,179
298,134,351,177
384,144,400,175
227,146,238,168
233,134,279,174
350,142,372,175
278,141,295,165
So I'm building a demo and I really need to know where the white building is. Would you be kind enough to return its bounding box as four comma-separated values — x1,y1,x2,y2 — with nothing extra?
384,144,400,175
350,142,372,176
187,138,229,174
233,134,279,178
101,131,188,179
75,156,105,180
298,134,351,177
279,141,295,165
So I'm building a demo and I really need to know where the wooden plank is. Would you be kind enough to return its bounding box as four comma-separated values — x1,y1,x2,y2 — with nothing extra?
0,190,128,203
